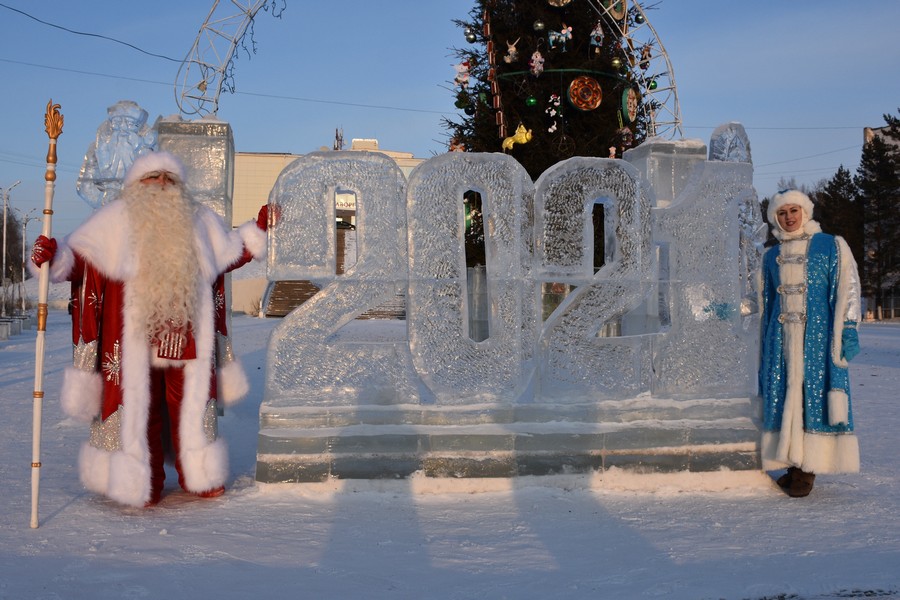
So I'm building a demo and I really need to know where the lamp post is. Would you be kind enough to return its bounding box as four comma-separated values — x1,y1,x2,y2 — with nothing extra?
15,207,38,314
1,180,22,318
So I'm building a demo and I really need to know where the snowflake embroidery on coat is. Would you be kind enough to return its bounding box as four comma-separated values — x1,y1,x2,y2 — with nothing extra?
215,290,225,312
88,289,101,308
102,340,121,386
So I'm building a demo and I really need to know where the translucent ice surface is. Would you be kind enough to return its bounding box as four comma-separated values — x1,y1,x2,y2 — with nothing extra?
534,157,654,401
406,152,536,403
76,100,157,208
265,151,418,405
262,139,762,408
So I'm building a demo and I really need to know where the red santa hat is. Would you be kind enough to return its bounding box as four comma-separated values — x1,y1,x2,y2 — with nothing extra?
767,189,814,227
123,150,186,187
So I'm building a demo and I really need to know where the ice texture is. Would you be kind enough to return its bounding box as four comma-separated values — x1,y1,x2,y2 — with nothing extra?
406,152,536,403
650,159,762,398
157,116,235,223
257,135,764,481
265,151,419,405
262,144,763,405
708,122,752,163
534,157,654,400
76,100,157,208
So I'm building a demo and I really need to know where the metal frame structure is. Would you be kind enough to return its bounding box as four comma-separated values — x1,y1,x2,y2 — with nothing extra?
588,0,683,139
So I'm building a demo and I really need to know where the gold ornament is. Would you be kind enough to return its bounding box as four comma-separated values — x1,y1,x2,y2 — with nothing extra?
502,124,533,150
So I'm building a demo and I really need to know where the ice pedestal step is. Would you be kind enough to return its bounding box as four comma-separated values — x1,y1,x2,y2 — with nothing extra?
255,397,761,483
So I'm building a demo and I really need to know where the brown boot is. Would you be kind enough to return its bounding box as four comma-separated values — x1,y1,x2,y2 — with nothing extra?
776,467,799,488
788,469,815,497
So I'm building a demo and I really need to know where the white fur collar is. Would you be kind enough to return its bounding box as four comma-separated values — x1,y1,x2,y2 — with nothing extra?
772,219,822,242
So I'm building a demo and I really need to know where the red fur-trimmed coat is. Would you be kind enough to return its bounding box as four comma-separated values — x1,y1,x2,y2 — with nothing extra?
44,200,266,507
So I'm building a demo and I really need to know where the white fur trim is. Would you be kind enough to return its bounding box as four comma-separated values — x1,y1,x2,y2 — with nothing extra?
66,203,136,281
218,358,249,406
80,443,152,507
180,437,229,493
238,219,268,261
79,443,111,496
194,207,247,276
768,189,814,226
123,151,186,187
802,433,859,474
107,450,152,507
60,367,103,423
828,390,850,426
761,430,859,474
760,431,789,471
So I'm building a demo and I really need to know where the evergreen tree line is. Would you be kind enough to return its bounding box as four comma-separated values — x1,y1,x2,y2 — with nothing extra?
761,109,900,320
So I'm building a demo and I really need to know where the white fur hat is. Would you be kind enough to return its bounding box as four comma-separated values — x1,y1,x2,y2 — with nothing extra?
767,189,814,226
123,150,186,187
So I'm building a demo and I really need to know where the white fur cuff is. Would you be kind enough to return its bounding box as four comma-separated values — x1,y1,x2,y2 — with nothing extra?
180,438,229,493
828,390,850,426
60,367,103,423
218,358,249,406
238,220,267,260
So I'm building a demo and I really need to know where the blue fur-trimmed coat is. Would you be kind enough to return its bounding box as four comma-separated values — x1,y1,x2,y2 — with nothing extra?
758,222,861,474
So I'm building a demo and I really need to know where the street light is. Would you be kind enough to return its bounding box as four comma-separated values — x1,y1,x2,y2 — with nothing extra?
15,207,38,314
1,180,22,318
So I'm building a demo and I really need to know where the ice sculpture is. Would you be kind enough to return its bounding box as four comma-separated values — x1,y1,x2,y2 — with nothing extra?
266,151,419,406
76,100,157,208
407,152,536,403
257,130,764,483
534,158,653,400
157,115,235,222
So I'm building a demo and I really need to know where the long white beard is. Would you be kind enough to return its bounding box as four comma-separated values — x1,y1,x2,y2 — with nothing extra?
123,183,200,340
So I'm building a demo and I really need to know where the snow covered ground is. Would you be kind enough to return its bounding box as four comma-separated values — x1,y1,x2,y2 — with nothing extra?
1,307,898,600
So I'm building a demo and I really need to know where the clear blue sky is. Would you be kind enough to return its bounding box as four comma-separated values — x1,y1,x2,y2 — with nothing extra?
2,0,898,238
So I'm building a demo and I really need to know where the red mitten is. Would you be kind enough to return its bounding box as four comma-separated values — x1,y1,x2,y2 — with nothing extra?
31,235,57,267
256,204,269,231
256,203,282,231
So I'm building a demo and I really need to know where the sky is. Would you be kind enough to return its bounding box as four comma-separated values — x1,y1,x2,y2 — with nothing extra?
1,299,899,598
1,0,899,238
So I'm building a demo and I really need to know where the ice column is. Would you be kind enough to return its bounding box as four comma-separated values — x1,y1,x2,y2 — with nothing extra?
265,151,419,406
642,131,763,398
407,152,536,403
157,116,234,223
534,157,654,400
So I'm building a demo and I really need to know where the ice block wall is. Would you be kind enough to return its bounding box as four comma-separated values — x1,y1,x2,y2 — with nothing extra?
157,115,234,225
257,128,764,483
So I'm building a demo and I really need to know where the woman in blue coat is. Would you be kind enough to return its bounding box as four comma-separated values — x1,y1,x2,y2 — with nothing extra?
758,190,862,497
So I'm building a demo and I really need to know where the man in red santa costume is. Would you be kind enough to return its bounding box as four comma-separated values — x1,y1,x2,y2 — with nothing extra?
31,150,268,507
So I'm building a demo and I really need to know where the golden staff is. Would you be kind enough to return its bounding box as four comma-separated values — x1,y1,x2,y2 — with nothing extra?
31,100,63,529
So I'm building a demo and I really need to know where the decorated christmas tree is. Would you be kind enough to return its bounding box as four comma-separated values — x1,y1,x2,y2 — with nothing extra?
445,0,666,180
